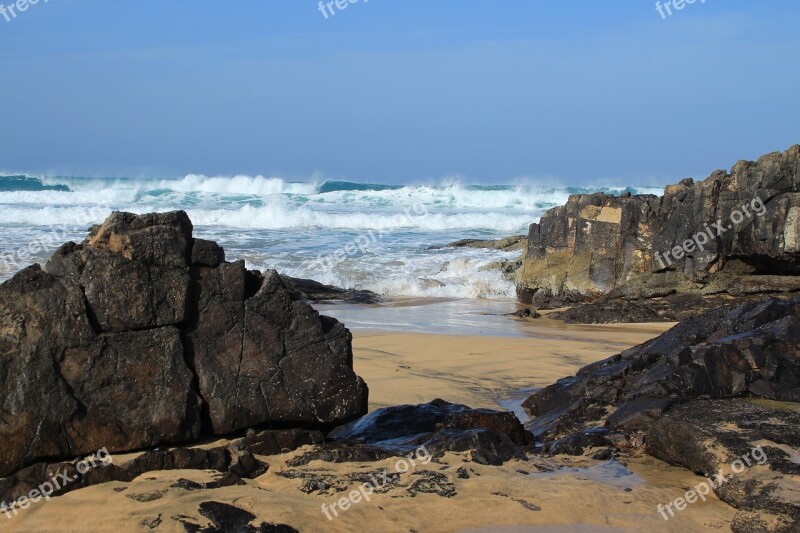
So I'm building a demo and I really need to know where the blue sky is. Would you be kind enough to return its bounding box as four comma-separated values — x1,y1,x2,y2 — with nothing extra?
1,0,798,185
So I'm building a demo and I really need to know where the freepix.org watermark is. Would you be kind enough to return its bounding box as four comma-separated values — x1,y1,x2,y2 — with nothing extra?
656,445,768,520
318,0,368,20
654,196,767,269
1,0,48,23
655,0,706,20
321,445,432,520
303,202,428,273
0,212,99,278
1,447,112,519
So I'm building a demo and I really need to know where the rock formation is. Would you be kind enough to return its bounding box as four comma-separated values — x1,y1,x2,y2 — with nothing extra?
0,211,368,477
516,145,800,317
524,296,800,532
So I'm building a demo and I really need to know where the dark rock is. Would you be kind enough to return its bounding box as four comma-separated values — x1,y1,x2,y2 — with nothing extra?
177,501,299,533
647,399,800,532
280,276,380,304
514,499,541,512
0,429,324,505
232,428,325,457
550,300,664,324
276,468,399,495
286,442,396,467
544,428,611,456
0,265,202,477
0,211,368,477
325,399,533,465
170,472,244,491
191,239,226,267
406,470,456,498
508,308,541,319
185,264,368,434
525,297,800,444
445,235,527,252
331,399,531,448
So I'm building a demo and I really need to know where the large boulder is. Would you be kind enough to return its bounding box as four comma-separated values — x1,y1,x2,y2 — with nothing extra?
0,211,368,477
517,145,800,309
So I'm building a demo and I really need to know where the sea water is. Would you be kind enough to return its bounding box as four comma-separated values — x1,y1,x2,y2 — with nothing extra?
0,174,662,300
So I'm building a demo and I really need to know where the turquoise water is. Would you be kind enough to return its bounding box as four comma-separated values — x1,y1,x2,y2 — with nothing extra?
0,174,662,297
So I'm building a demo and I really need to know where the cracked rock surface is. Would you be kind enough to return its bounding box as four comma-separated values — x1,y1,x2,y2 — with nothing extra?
0,211,368,477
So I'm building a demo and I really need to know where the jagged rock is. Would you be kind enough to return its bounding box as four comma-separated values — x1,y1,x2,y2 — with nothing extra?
525,297,800,442
524,297,800,528
0,265,202,478
550,300,664,324
0,211,368,477
234,428,326,457
548,292,759,324
191,238,226,268
184,263,368,435
279,276,380,304
516,145,800,314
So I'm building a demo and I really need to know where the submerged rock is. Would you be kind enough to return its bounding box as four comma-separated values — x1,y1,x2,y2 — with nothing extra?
0,211,368,477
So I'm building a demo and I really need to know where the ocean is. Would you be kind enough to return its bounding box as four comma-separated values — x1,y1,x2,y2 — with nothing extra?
0,174,663,300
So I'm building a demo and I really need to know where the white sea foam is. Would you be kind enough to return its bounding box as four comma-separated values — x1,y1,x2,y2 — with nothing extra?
0,173,667,297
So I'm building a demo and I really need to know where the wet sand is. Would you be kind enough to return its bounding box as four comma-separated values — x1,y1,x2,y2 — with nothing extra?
352,320,674,411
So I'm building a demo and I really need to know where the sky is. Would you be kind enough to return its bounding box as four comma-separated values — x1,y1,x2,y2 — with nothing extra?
0,0,798,186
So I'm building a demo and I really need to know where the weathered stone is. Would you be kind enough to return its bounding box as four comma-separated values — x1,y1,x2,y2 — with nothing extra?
177,501,299,533
279,276,380,304
445,235,527,251
185,263,368,434
517,145,800,317
0,211,368,477
326,399,533,465
0,265,201,477
191,238,225,267
647,399,800,533
525,296,800,442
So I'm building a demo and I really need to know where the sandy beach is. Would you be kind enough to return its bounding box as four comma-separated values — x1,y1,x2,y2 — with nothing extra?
4,322,741,533
352,320,675,411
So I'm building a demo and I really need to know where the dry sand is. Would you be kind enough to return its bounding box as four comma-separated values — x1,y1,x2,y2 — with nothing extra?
4,321,740,533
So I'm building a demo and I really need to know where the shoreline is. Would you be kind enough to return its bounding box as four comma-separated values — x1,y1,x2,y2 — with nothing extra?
317,297,677,339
